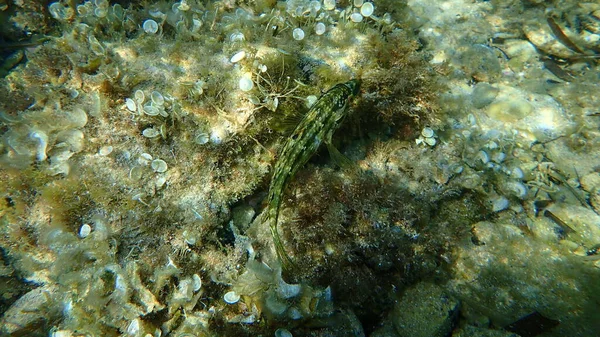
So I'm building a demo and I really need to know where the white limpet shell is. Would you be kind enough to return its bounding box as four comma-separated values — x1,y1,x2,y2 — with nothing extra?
224,290,240,304
230,51,246,63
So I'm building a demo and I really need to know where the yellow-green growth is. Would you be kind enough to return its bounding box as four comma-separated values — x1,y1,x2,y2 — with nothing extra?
267,79,360,268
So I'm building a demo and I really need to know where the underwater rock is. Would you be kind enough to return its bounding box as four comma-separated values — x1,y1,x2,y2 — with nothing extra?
485,85,573,145
391,282,459,337
449,221,600,336
452,325,519,337
523,20,578,59
457,44,502,83
471,83,499,109
0,285,61,336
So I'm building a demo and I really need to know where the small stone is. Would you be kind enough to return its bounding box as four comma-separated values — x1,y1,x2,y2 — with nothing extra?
491,196,510,212
232,205,255,229
458,44,501,83
580,172,600,193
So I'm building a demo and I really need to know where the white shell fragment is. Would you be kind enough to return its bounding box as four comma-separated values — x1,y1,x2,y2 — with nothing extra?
491,152,506,163
230,32,245,42
155,176,166,189
315,22,326,35
129,166,143,181
150,91,164,105
511,167,524,179
151,159,168,173
30,131,48,161
125,98,137,112
79,224,92,238
421,127,434,138
50,330,73,337
195,132,210,145
424,137,436,146
143,19,159,34
350,12,363,23
275,328,293,337
309,0,321,12
292,28,305,41
324,0,336,10
134,90,145,103
192,274,202,292
99,145,113,156
239,74,254,92
143,104,160,116
360,2,374,17
230,51,246,63
142,127,160,138
224,291,240,304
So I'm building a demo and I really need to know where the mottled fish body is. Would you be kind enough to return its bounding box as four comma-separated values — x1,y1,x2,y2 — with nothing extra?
267,79,360,266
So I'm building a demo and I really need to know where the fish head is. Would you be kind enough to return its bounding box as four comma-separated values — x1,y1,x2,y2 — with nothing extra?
344,79,361,96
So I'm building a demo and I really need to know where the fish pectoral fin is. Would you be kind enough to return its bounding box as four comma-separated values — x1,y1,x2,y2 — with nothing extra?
270,111,305,135
326,141,353,170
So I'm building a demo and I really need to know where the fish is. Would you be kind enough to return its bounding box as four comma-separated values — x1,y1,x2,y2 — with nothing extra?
546,16,585,55
266,79,360,267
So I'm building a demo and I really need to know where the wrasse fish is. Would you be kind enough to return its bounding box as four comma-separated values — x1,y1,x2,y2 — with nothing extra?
267,79,360,267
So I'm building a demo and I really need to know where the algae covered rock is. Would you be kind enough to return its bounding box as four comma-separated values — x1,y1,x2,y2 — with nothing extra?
448,221,600,336
0,285,61,337
452,325,518,337
391,282,459,337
